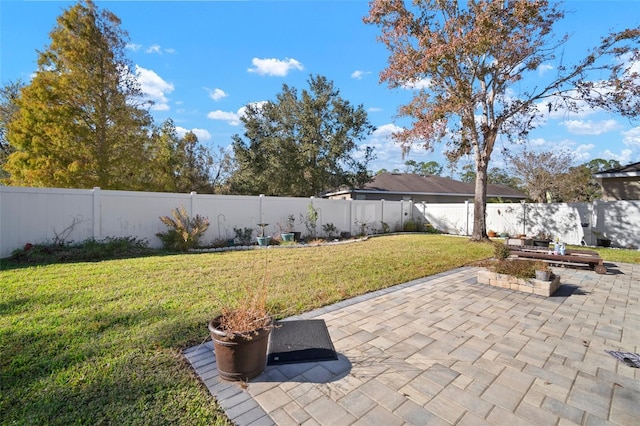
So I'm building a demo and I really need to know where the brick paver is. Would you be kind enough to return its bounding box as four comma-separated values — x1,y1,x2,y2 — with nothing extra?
184,262,640,425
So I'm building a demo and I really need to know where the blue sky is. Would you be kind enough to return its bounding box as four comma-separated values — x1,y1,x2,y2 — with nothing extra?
2,0,639,177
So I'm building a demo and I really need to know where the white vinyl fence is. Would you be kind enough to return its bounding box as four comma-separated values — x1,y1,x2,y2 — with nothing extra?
0,186,410,258
417,200,640,249
2,186,639,258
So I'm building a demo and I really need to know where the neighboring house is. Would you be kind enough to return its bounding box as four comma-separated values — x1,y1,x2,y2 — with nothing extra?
593,161,640,200
323,172,527,203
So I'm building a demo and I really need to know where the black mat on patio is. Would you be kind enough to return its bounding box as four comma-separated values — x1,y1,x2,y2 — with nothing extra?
605,350,640,368
267,319,337,365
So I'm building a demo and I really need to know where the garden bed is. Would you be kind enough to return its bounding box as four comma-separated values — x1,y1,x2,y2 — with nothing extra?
477,268,561,297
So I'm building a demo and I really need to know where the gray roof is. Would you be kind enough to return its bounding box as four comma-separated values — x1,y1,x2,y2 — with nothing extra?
593,161,640,178
338,173,527,198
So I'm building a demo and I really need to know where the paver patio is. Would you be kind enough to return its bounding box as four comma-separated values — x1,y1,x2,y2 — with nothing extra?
185,262,640,425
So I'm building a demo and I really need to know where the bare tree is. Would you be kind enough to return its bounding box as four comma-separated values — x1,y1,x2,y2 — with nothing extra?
506,149,572,203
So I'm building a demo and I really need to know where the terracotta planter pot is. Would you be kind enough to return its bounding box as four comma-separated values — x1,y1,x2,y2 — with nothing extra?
208,316,272,382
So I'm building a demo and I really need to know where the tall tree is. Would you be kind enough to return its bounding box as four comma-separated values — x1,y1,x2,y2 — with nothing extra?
506,149,572,203
556,164,601,202
0,80,24,181
584,158,622,173
365,0,640,240
230,75,376,196
404,160,443,175
487,167,522,191
3,0,153,189
147,119,233,193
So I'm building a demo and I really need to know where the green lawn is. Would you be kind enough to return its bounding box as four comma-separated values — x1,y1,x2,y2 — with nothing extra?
1,235,636,424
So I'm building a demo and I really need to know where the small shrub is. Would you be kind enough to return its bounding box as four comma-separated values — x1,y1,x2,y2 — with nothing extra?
6,237,150,265
380,221,391,234
490,259,537,279
233,227,253,245
322,222,338,239
424,223,441,234
301,203,319,238
403,219,419,232
354,219,368,237
493,242,511,260
156,206,209,252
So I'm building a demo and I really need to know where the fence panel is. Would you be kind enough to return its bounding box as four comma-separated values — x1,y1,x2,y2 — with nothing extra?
0,187,94,254
2,186,639,258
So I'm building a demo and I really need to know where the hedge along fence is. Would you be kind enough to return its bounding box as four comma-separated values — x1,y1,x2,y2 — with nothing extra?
2,186,638,258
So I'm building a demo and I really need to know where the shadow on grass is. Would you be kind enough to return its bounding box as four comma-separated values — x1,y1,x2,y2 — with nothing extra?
0,248,175,271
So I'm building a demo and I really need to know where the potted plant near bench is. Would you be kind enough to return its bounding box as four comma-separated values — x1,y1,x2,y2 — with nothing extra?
533,261,552,281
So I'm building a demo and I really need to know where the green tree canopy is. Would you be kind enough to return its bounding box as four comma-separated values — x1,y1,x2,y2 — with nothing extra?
147,119,233,194
584,158,622,173
404,160,443,175
229,75,376,196
3,0,154,189
0,80,23,180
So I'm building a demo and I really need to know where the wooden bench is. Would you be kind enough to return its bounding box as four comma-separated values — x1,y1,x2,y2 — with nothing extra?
507,245,607,274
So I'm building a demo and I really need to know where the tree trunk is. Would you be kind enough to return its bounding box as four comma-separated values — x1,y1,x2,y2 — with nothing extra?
472,137,493,241
472,162,488,241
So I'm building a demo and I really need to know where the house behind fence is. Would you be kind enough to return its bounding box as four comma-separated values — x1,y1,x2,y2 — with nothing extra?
1,186,638,258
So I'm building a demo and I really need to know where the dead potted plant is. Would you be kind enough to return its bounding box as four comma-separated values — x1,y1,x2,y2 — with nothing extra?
278,214,296,242
207,255,273,381
533,261,552,281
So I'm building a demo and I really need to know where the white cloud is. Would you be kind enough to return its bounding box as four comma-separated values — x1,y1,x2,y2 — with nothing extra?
373,123,404,138
146,44,162,54
537,63,554,77
126,43,142,52
134,65,174,111
572,143,596,162
368,107,383,113
401,78,431,90
247,57,303,76
351,70,371,80
145,44,175,54
206,87,228,101
561,119,621,135
602,148,633,164
207,101,268,126
622,127,640,147
176,126,212,141
207,110,240,125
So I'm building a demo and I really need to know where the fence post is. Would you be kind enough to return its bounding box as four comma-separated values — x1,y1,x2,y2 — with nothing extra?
259,194,265,226
465,200,469,236
190,191,197,216
521,200,527,236
381,199,385,230
93,187,101,240
349,199,353,236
